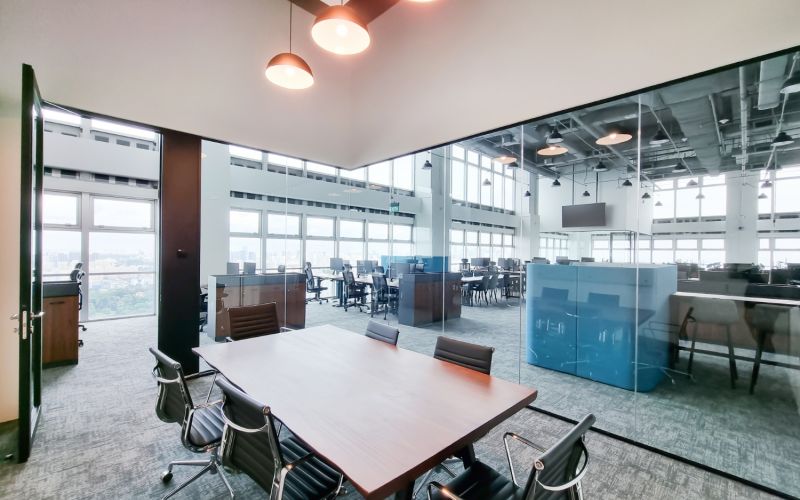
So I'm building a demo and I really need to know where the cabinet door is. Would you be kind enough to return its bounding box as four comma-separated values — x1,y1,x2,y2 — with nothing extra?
43,296,79,366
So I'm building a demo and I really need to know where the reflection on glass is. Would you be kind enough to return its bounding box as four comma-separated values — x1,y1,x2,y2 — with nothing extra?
88,273,154,319
43,230,81,275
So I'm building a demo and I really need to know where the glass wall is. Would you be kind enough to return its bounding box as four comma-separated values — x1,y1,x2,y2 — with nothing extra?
198,49,800,497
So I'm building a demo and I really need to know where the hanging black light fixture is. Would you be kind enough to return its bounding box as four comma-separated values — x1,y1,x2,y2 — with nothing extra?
650,128,670,146
696,192,705,200
594,160,609,172
771,131,794,147
582,190,591,197
422,160,432,170
622,178,633,187
761,179,773,189
686,179,699,187
642,192,651,199
546,127,564,144
758,192,768,200
552,177,561,187
506,161,520,169
524,189,531,197
655,200,663,206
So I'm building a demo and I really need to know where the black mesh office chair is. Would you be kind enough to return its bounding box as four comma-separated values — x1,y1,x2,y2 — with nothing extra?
342,270,368,312
305,264,328,304
415,337,495,495
370,273,397,319
277,264,286,273
469,275,491,306
69,263,87,336
215,377,344,499
149,347,233,499
427,414,595,500
365,320,399,345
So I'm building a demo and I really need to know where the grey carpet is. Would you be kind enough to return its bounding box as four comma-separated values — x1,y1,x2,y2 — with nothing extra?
0,312,783,499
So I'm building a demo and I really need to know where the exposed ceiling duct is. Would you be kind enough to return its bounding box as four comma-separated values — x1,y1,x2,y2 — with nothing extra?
757,55,790,110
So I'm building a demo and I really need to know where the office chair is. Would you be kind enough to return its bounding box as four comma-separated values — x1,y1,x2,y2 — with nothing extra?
226,262,240,275
365,319,399,345
414,336,496,496
277,264,286,273
686,297,740,389
243,262,256,274
149,347,233,499
199,287,208,332
226,302,282,341
487,272,501,304
342,270,368,312
214,377,344,499
427,414,595,500
69,263,87,336
469,274,491,306
305,264,328,304
370,273,398,319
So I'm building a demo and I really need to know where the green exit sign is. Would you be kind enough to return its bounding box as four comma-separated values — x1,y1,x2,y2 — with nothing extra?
389,201,400,213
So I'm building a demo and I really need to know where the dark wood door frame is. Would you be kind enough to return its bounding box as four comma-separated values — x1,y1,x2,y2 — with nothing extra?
158,131,201,373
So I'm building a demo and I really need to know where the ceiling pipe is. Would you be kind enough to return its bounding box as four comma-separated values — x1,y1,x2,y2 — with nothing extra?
708,95,724,148
739,66,749,173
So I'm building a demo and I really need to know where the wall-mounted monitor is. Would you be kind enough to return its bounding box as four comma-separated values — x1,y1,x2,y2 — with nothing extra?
562,203,606,228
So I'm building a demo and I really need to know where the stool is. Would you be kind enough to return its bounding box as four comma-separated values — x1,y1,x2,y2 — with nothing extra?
687,297,740,389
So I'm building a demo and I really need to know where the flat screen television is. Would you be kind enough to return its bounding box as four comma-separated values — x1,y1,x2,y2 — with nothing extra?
562,203,606,227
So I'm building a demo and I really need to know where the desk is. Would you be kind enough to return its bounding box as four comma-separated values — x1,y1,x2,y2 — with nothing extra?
193,325,537,499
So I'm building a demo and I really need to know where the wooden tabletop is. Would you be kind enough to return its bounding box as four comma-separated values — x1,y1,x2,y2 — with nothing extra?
193,325,537,499
673,291,800,307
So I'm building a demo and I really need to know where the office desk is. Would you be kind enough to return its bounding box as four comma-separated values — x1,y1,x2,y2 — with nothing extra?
42,281,80,367
193,325,537,499
315,271,399,305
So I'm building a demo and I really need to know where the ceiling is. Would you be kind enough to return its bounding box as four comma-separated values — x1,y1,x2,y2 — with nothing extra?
462,52,800,184
291,0,400,22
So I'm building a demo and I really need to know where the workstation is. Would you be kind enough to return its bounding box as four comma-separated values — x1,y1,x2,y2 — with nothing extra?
2,1,800,500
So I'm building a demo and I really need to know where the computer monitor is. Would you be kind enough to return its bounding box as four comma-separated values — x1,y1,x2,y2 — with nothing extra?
242,262,256,274
580,257,595,263
470,257,490,268
497,258,507,270
532,257,548,264
226,262,240,274
555,256,570,265
330,257,344,272
362,260,375,274
414,263,424,273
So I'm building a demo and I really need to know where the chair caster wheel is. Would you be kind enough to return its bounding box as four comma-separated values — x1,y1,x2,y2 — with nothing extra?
161,471,173,483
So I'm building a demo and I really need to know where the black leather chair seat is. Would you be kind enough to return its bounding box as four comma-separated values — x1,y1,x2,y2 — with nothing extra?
187,404,224,448
430,461,522,500
280,436,342,500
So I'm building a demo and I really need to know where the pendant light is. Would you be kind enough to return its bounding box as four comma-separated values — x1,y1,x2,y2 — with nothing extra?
686,179,699,187
758,193,768,200
780,67,800,94
422,160,432,170
546,127,564,144
593,160,609,172
538,144,568,156
655,200,663,206
266,2,314,89
311,3,370,55
596,126,632,146
582,190,591,197
771,131,794,147
622,178,633,187
523,189,532,197
650,128,669,146
696,192,705,200
506,161,520,169
642,192,651,199
495,155,516,164
482,178,492,186
761,179,773,189
552,177,561,187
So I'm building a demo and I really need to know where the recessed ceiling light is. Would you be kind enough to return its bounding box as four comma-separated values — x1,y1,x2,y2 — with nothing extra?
538,144,568,156
311,5,370,55
596,127,632,146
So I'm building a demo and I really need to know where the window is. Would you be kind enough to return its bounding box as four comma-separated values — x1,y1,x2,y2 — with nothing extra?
369,223,389,240
230,210,260,234
43,108,82,126
368,161,392,187
653,190,675,219
452,145,465,160
339,240,364,264
367,242,389,261
265,238,302,271
89,232,156,318
466,164,480,203
675,188,700,218
228,237,261,270
700,185,726,217
451,161,465,201
43,230,81,276
451,229,464,243
775,178,800,213
340,220,364,239
307,217,334,237
306,162,337,176
267,153,302,170
229,145,262,161
340,167,366,181
503,178,514,211
305,240,335,268
267,213,300,236
93,198,152,229
91,118,156,141
393,156,415,191
392,225,412,241
43,193,79,226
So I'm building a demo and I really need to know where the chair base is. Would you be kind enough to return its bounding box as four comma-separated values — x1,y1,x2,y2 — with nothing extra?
161,451,233,500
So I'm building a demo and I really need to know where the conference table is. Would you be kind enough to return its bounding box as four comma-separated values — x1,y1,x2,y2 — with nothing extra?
193,325,538,499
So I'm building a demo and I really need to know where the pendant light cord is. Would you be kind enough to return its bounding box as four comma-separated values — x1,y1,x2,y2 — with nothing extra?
289,1,293,53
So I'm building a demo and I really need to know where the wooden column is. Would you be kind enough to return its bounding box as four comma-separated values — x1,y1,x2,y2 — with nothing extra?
158,131,201,373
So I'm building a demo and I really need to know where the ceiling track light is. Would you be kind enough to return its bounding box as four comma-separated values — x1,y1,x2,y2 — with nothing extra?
622,179,633,187
311,4,370,55
538,144,568,156
650,128,670,146
266,2,314,89
552,177,561,187
582,190,591,197
596,127,632,146
546,127,564,144
771,131,795,147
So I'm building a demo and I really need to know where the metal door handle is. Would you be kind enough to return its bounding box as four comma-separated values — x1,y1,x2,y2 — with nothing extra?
32,312,45,318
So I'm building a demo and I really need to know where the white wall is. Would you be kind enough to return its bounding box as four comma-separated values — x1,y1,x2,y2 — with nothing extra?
349,0,800,167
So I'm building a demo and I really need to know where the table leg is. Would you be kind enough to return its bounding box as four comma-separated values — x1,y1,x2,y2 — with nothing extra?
454,443,476,468
393,480,415,500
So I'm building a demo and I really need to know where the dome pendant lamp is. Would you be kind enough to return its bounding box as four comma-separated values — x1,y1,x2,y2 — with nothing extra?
311,3,370,55
266,2,314,89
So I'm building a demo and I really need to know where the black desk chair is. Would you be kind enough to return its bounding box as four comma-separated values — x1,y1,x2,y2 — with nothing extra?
370,273,398,319
149,347,233,499
427,414,595,500
469,275,491,306
342,270,368,312
215,377,344,499
305,264,328,304
277,264,286,273
69,263,87,340
199,287,208,332
227,302,282,341
365,320,399,345
415,337,495,495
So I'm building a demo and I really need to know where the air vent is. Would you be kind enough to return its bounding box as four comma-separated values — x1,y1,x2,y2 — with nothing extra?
116,139,131,147
136,143,150,150
115,176,130,185
61,131,79,137
60,169,78,179
94,135,109,143
44,167,53,176
94,174,110,183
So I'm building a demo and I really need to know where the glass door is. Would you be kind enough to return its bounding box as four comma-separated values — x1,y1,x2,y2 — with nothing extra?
16,63,44,462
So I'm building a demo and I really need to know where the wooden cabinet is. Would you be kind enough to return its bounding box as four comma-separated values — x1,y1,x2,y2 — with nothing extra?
42,282,80,367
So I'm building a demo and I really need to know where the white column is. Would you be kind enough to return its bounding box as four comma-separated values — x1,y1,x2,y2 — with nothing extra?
725,172,759,264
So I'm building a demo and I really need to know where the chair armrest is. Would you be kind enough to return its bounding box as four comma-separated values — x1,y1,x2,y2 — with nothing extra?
503,431,546,487
193,399,223,411
219,401,273,434
426,481,463,500
185,369,216,381
534,441,590,493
